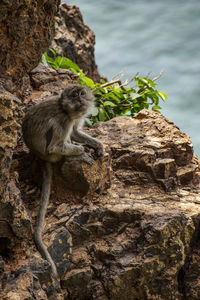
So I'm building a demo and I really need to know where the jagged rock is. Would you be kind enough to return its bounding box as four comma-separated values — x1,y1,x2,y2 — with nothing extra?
27,62,80,106
1,260,63,300
0,90,31,245
29,63,78,93
2,110,200,299
0,0,60,93
52,3,101,82
27,2,101,101
0,90,20,197
27,2,101,98
88,110,198,191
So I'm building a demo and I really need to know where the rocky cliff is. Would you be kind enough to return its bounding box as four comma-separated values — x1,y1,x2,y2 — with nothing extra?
0,2,200,300
52,3,100,82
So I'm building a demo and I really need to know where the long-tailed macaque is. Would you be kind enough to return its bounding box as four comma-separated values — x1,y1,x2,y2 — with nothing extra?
22,84,104,277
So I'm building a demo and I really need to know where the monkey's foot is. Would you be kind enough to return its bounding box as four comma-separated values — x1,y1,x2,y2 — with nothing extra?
64,152,94,165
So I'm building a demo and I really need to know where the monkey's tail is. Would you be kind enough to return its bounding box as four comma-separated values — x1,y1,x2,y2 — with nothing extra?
34,161,58,278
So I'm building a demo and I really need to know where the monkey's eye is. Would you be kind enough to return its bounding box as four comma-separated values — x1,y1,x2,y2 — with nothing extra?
80,90,86,96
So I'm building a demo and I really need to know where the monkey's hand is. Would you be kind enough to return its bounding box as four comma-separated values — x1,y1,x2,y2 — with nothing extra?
71,130,104,158
86,141,104,159
95,141,104,158
83,141,104,160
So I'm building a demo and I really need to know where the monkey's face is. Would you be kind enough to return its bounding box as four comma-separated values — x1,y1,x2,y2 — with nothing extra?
61,84,94,117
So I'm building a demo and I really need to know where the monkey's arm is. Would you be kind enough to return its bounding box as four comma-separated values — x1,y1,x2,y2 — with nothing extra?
71,126,104,157
46,126,84,157
48,141,84,156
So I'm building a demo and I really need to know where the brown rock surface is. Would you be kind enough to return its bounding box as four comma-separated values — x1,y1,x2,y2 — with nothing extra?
0,0,60,93
2,109,200,299
51,3,101,82
0,89,31,242
29,62,78,98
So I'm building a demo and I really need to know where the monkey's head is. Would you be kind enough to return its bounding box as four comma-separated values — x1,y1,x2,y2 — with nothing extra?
59,84,95,118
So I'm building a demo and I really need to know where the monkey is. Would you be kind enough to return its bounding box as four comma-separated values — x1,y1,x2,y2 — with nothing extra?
22,84,104,278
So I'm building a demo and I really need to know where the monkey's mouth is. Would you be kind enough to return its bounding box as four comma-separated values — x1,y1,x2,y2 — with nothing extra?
75,103,87,111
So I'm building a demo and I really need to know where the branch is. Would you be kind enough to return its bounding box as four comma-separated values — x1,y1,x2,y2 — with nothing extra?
100,78,129,91
152,70,164,82
111,67,127,80
118,79,129,89
100,79,122,88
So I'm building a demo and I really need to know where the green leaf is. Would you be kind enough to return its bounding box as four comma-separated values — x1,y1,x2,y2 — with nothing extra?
130,92,141,100
143,103,149,109
109,93,121,102
85,117,93,127
113,90,124,99
98,108,106,122
80,76,95,88
141,78,156,88
152,105,161,110
147,92,159,105
103,101,117,107
100,78,107,84
49,48,57,56
157,91,167,101
124,110,131,116
43,53,55,65
54,56,63,67
54,56,81,71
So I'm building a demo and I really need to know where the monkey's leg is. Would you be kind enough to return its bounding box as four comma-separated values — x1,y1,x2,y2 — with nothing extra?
45,125,84,157
71,129,104,157
48,141,84,157
34,162,58,278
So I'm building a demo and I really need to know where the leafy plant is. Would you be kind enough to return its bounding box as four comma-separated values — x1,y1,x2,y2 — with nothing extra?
42,50,167,125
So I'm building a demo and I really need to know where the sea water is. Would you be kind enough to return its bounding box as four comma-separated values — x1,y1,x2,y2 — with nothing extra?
65,0,200,158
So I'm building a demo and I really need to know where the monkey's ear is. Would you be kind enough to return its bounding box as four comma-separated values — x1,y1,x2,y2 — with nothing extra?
59,91,64,100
